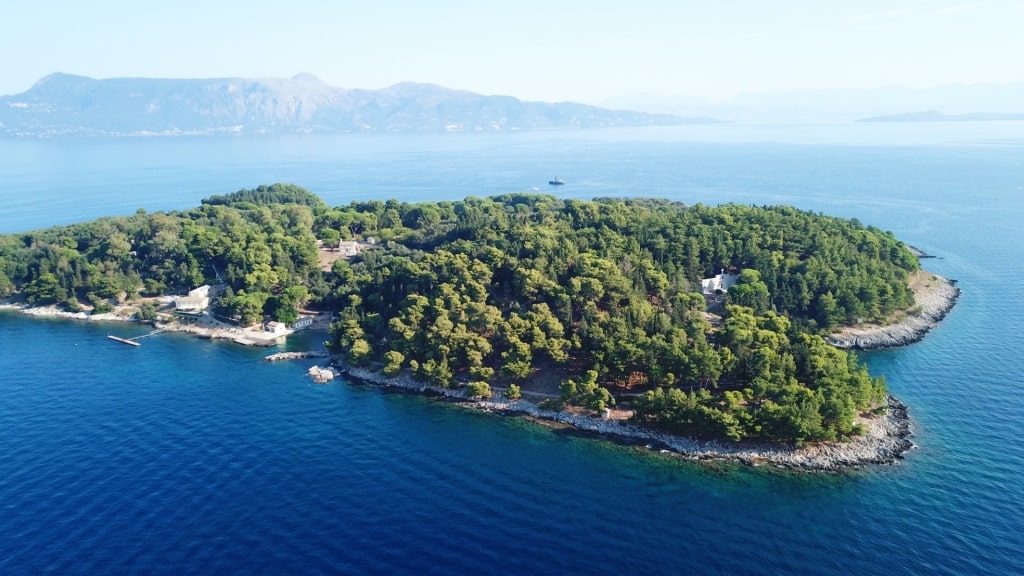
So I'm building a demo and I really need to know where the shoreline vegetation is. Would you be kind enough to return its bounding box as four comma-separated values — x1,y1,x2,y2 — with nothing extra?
0,269,955,471
336,364,913,472
0,189,959,471
829,270,960,349
324,265,957,472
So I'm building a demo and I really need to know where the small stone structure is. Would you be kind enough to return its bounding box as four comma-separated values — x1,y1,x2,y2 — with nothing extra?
338,240,361,257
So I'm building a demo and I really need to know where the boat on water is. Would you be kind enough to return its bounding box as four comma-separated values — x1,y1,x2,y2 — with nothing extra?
548,177,565,185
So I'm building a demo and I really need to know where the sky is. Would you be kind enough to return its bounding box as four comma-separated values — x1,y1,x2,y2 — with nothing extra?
4,0,1023,103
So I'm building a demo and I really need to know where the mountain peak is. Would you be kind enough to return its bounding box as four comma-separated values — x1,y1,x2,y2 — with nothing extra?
291,72,322,82
31,72,94,88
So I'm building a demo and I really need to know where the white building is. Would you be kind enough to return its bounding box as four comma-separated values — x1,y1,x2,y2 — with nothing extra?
338,240,361,257
701,270,739,297
265,321,288,334
175,285,211,314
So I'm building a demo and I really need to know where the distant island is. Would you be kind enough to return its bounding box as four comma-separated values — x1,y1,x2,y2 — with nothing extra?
0,185,958,470
602,82,1024,123
0,73,718,137
858,110,1024,122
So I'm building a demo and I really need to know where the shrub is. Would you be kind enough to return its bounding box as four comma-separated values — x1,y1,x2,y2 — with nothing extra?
466,381,492,399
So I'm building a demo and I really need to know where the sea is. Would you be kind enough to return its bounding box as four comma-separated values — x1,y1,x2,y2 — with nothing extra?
1,123,1023,575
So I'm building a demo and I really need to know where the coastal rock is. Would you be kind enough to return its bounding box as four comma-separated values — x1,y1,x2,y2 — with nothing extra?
264,351,328,362
905,245,936,259
307,365,339,383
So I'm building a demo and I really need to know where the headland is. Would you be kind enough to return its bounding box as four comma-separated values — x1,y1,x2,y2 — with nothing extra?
829,270,960,349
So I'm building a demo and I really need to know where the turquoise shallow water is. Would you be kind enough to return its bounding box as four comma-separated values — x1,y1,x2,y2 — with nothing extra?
1,126,1023,574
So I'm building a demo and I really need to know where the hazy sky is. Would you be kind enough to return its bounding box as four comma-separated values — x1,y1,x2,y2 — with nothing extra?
4,0,1022,102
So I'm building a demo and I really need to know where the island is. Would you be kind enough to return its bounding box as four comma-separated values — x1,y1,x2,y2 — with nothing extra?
0,185,958,470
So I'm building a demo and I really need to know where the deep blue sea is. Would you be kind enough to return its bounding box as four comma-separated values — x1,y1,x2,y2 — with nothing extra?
2,124,1023,575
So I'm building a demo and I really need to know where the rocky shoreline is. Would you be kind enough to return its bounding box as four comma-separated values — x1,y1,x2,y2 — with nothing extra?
264,351,328,362
4,286,929,471
829,272,960,350
338,365,914,472
0,302,131,322
0,301,327,347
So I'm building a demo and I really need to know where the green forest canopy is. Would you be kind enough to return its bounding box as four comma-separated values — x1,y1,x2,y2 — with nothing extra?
0,188,919,443
201,183,326,208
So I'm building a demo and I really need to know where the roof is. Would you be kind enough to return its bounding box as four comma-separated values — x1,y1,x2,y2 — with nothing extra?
701,271,740,295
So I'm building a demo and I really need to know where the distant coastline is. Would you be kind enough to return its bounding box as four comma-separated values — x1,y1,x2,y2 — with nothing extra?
858,110,1024,123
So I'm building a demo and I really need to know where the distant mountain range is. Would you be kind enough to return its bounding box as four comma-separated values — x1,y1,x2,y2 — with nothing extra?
0,73,715,137
602,83,1024,123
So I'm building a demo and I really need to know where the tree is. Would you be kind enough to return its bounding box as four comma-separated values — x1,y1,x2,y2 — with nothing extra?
265,294,299,324
0,265,13,297
349,339,372,365
560,370,614,412
728,269,771,314
815,292,843,329
319,228,340,246
228,291,270,326
136,302,159,322
383,350,405,376
503,384,522,400
23,273,63,305
466,381,492,399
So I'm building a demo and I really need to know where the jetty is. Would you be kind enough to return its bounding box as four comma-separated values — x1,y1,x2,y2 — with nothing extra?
106,328,167,347
107,335,141,347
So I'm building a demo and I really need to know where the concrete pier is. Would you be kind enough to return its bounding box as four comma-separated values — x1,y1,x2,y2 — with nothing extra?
107,335,141,347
